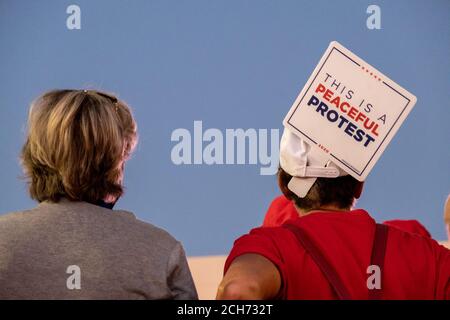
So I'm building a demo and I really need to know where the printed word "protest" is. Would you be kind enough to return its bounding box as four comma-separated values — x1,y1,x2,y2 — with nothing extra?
307,83,379,147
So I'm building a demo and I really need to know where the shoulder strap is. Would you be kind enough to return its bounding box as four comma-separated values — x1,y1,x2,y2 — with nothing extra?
284,222,390,300
283,223,352,300
368,223,389,300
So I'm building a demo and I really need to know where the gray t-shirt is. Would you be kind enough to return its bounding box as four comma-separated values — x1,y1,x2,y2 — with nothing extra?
0,199,198,299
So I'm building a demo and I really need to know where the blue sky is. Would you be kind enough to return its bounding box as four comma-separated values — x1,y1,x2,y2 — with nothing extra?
0,0,449,255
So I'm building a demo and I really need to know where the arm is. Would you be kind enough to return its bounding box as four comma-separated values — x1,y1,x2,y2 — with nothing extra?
216,254,281,300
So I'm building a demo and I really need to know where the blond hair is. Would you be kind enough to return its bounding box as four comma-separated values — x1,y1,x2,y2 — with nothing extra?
21,89,137,203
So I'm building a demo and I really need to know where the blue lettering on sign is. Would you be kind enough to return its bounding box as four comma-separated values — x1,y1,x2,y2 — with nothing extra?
307,95,375,147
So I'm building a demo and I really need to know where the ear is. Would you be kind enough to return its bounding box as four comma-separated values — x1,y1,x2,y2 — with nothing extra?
277,168,294,200
354,181,364,199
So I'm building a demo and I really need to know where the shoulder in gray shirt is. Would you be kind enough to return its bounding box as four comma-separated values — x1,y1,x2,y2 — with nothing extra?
0,199,198,300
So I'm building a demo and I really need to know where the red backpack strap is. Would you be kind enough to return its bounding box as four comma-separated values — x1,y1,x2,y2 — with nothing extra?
368,223,389,300
283,223,352,300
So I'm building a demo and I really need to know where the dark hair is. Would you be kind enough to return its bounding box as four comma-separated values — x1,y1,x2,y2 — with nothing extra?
277,167,361,211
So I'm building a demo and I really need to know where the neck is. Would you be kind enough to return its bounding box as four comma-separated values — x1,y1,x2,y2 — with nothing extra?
296,204,351,217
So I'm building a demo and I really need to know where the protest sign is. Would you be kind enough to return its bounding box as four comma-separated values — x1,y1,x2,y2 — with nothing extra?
283,41,417,181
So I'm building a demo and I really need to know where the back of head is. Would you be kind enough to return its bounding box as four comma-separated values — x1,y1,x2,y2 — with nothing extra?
21,89,137,203
277,167,361,212
278,129,363,212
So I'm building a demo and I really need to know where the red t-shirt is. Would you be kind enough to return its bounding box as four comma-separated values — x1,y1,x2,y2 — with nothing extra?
262,195,298,227
263,195,432,238
225,208,450,299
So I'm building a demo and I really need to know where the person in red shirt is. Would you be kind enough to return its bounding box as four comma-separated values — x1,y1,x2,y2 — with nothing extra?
217,130,450,300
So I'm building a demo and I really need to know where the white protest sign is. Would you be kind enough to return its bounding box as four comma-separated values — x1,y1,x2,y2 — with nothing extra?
283,41,417,181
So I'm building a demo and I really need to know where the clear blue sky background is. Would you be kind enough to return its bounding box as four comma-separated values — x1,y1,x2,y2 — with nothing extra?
0,0,449,255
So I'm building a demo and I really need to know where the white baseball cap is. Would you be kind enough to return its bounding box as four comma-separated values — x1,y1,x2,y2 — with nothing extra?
279,128,349,198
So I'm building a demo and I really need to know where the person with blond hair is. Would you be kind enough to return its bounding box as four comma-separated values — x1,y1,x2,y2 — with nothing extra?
0,89,197,299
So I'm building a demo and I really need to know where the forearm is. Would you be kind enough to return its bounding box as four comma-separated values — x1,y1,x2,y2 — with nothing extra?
216,254,281,300
217,277,265,300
